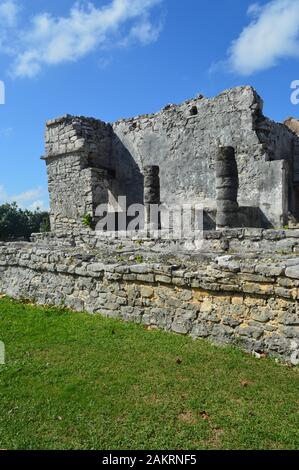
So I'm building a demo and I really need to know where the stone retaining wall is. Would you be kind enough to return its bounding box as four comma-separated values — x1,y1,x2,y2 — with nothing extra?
1,238,298,363
31,227,299,255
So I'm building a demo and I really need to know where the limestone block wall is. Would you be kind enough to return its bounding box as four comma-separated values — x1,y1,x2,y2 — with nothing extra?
1,237,299,363
44,115,113,231
112,86,298,227
43,87,299,231
45,115,112,165
31,227,299,256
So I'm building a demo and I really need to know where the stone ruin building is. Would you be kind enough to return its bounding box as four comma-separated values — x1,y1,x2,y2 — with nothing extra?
1,85,299,364
43,85,299,232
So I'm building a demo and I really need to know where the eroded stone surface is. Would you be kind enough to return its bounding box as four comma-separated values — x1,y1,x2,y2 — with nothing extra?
1,230,299,363
2,87,299,364
44,86,299,231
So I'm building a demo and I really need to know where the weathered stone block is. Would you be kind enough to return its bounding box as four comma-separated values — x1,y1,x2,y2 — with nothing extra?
250,308,272,323
236,325,264,340
285,265,299,279
140,286,154,298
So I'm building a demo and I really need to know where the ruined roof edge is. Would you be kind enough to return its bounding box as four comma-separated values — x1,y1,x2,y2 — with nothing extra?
45,85,263,128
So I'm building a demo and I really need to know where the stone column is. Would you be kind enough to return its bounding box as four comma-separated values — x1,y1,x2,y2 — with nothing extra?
144,165,161,230
216,146,239,229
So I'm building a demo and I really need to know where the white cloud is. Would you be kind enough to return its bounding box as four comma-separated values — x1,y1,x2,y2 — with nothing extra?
228,0,299,75
0,0,163,78
0,0,20,53
247,3,262,17
27,199,46,211
0,0,19,27
125,15,163,45
0,185,49,210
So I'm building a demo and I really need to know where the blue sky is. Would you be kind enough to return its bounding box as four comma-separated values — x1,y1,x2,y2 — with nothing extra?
0,0,299,210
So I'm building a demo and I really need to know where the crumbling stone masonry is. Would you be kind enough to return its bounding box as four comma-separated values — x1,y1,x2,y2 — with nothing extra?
1,86,299,364
43,116,113,231
43,86,299,231
216,147,239,229
1,229,299,363
144,165,161,230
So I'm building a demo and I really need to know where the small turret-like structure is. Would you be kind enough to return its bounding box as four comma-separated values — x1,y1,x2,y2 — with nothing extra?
42,115,114,231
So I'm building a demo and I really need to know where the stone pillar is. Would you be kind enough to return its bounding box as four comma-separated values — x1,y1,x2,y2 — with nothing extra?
144,165,161,230
216,146,239,229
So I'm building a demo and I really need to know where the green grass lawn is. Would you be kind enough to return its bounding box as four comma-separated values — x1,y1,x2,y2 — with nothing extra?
0,297,298,450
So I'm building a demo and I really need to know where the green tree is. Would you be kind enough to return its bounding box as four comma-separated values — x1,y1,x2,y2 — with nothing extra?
0,203,50,241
